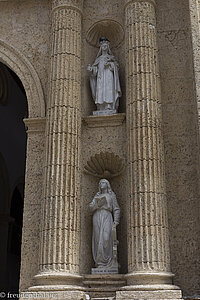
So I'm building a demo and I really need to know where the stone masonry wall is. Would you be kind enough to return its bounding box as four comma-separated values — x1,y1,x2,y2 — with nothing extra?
0,0,199,296
157,0,200,296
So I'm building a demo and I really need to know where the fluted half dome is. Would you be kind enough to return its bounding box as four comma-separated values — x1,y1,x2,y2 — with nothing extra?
86,19,124,48
84,152,125,179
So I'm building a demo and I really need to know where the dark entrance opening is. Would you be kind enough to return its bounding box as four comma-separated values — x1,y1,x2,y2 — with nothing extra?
0,62,28,296
6,185,24,294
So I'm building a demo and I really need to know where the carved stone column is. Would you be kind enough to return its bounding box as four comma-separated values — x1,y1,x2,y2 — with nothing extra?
29,0,85,297
117,1,182,299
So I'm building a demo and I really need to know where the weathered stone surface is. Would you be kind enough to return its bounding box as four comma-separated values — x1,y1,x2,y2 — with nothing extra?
157,0,200,297
20,118,46,291
0,0,198,299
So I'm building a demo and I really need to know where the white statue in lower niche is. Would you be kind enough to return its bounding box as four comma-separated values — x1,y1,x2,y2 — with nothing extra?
89,179,120,274
87,37,122,116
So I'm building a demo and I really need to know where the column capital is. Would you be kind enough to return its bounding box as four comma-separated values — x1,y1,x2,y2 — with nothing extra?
124,0,156,10
51,0,83,14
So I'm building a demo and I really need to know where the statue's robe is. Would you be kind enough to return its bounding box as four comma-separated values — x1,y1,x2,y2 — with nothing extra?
90,54,121,110
89,192,120,268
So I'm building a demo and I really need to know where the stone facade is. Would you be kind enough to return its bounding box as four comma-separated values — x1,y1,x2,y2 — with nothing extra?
0,0,199,299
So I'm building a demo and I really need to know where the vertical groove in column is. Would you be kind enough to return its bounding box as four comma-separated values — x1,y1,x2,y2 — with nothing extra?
125,0,171,273
39,1,82,275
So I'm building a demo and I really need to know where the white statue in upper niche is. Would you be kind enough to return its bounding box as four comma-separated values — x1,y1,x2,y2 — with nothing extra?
87,37,121,116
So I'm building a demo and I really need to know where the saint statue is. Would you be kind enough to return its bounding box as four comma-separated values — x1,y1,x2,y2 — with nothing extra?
87,37,122,115
89,179,120,273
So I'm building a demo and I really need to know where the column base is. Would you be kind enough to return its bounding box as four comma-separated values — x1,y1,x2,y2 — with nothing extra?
28,272,86,298
20,291,87,300
116,271,183,299
116,290,182,300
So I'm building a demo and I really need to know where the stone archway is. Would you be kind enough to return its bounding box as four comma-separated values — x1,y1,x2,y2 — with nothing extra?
0,39,45,118
0,40,46,293
0,61,28,295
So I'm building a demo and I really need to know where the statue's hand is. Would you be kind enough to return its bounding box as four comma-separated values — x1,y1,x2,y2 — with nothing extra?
113,221,119,228
104,61,114,71
109,62,114,71
104,61,111,67
87,64,92,72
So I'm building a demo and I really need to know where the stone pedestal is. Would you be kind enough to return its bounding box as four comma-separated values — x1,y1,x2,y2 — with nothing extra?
83,113,125,128
118,0,183,298
93,109,117,116
83,274,126,299
28,0,84,297
91,267,118,275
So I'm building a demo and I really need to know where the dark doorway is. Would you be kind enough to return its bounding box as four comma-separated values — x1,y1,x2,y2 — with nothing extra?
6,186,24,294
0,62,27,296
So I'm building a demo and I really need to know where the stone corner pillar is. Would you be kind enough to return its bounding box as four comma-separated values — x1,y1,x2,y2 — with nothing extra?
116,0,183,299
27,0,85,298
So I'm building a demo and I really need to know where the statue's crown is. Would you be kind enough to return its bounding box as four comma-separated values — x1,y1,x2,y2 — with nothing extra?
99,37,110,44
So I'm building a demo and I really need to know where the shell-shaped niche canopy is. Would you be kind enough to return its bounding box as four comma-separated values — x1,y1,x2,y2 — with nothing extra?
84,152,125,179
86,19,124,48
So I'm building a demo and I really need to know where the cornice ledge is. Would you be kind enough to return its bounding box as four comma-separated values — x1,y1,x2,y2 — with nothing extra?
24,117,46,133
124,0,156,10
83,113,126,128
51,0,83,15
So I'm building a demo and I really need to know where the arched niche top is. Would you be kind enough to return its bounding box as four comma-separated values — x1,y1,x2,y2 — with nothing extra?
84,151,125,179
86,19,124,49
0,40,45,118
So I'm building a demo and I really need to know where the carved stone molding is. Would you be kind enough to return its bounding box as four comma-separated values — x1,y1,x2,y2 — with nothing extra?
24,118,46,134
0,40,45,118
51,0,83,14
83,113,125,128
86,19,124,48
84,152,125,179
124,0,156,10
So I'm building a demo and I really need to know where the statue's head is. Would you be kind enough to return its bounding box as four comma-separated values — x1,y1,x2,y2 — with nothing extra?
99,37,110,52
99,178,112,193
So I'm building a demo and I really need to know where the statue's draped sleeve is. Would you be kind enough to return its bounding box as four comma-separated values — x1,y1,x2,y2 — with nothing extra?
89,59,99,101
112,193,120,223
113,63,121,104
